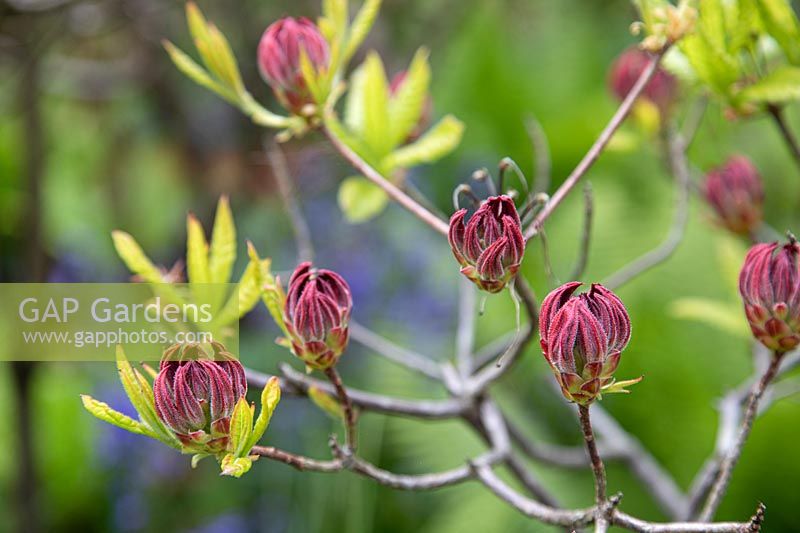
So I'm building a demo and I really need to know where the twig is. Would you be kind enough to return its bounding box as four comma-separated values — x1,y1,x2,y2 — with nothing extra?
325,367,358,452
767,104,800,172
324,124,450,235
578,405,607,504
611,505,765,533
251,446,342,472
569,181,594,280
455,277,477,378
265,140,314,263
524,48,668,240
602,128,690,290
246,366,468,419
350,321,443,380
697,353,785,522
539,228,560,286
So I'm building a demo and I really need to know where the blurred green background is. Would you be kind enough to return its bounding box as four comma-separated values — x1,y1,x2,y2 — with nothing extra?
1,0,800,531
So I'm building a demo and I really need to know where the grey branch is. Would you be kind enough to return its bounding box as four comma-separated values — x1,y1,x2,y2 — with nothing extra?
602,127,691,290
349,321,443,380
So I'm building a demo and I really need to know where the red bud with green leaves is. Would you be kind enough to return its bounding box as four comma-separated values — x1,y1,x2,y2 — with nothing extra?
448,195,525,293
739,239,800,353
283,262,352,370
258,17,330,114
703,155,764,236
153,342,247,451
539,282,638,405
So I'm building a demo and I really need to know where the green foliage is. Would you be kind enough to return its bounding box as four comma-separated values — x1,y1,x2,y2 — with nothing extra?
330,50,464,222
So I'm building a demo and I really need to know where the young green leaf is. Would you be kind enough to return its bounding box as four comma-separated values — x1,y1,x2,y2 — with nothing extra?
338,176,389,223
345,63,367,135
756,0,800,65
308,385,345,420
361,52,392,157
163,41,239,104
80,395,155,437
208,196,236,286
344,0,382,62
738,65,800,104
112,231,164,284
229,397,254,457
248,376,282,449
383,115,464,169
388,48,431,147
220,454,253,477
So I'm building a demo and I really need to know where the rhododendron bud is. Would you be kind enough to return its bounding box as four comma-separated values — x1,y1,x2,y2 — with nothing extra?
389,70,432,142
608,47,677,114
283,262,352,370
448,195,525,293
539,282,636,405
739,239,800,352
153,342,247,451
703,155,764,236
258,17,329,114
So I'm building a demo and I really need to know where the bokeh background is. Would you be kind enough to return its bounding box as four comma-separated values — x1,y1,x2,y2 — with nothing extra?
1,0,799,531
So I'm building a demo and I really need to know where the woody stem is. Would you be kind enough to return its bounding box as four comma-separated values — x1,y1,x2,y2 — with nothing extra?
578,404,607,505
325,366,358,452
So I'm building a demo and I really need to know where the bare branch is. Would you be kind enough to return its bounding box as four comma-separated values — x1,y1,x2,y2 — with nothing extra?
569,181,594,281
246,365,468,419
698,353,785,521
325,366,358,452
602,128,691,290
251,446,342,472
524,48,668,240
265,140,314,263
611,505,765,533
578,405,607,504
349,321,443,380
324,124,450,236
526,116,552,194
767,104,800,172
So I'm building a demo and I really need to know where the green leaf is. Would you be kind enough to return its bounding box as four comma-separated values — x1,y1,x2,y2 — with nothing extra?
220,454,253,477
81,395,155,437
248,377,282,449
298,48,324,104
163,41,239,104
697,0,728,55
383,115,464,169
680,32,739,96
344,62,367,135
112,231,164,284
668,297,750,337
308,385,344,420
229,397,254,457
738,65,800,104
115,346,181,448
323,110,380,167
756,0,800,64
360,52,392,157
344,0,382,61
191,454,210,468
186,213,211,308
337,176,389,223
208,195,236,315
214,244,273,327
388,48,431,147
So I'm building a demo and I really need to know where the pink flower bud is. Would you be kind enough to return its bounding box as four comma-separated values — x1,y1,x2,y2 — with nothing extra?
448,195,525,293
702,155,764,236
608,47,677,113
257,17,330,114
153,342,247,450
539,282,631,405
739,239,800,352
389,70,433,142
284,262,352,370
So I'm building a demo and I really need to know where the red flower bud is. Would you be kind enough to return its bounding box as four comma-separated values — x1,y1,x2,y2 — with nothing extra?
257,17,330,114
448,195,525,293
703,155,764,236
153,342,247,450
608,47,677,113
539,282,631,405
284,262,352,370
389,70,433,142
739,240,800,352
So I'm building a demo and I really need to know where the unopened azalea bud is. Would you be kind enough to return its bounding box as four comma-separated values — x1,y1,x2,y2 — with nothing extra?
608,47,677,114
539,283,633,405
703,155,764,236
739,239,800,352
283,262,352,370
257,17,329,114
153,342,247,451
448,195,525,293
389,70,433,142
